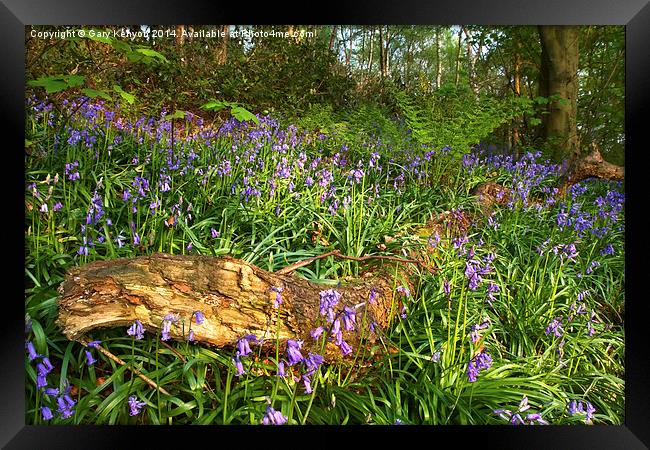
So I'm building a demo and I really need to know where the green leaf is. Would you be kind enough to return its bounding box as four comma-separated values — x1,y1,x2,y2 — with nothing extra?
230,106,259,125
81,88,113,101
65,75,86,88
28,75,85,94
163,110,187,120
113,85,135,104
200,100,227,111
134,47,168,63
28,78,67,94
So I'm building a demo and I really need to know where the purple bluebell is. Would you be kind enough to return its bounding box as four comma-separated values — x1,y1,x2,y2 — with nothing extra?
193,311,205,325
127,319,145,340
304,353,324,376
339,340,352,356
85,351,97,366
302,375,313,394
600,244,615,256
44,388,59,397
26,341,39,361
310,326,324,340
41,406,53,421
396,286,411,297
262,406,288,425
237,335,256,357
36,373,48,389
233,355,245,376
56,395,75,419
271,286,283,309
286,339,304,365
128,395,147,416
342,306,356,331
545,318,563,338
276,361,286,377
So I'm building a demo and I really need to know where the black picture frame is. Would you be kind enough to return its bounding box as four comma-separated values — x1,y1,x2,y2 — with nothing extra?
4,1,648,448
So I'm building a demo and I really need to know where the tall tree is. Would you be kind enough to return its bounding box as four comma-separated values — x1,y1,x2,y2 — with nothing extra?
538,26,580,161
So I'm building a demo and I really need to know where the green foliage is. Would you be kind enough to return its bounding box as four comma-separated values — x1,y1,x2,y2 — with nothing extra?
24,97,624,425
392,86,534,157
201,100,260,125
28,75,85,94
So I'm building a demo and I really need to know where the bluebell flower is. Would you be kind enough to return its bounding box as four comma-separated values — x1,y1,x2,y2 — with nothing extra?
545,318,563,338
304,353,324,376
41,406,53,421
302,375,313,394
193,311,205,325
339,340,352,356
234,355,245,376
127,319,145,339
443,279,451,298
56,395,75,419
585,402,596,422
310,326,324,340
26,341,40,361
262,406,288,425
160,313,178,341
128,395,147,416
237,336,253,357
85,350,97,366
36,373,48,389
396,286,411,297
342,306,356,331
276,361,286,378
271,286,283,309
44,388,59,397
600,244,615,256
286,339,304,366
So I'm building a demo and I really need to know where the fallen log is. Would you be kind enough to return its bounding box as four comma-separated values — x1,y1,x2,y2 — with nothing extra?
565,143,624,185
57,253,407,361
470,143,624,210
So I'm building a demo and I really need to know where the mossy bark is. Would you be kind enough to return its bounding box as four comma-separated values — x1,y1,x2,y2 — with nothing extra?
57,253,406,361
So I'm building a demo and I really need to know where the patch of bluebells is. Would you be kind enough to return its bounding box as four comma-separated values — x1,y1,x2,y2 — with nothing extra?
314,288,355,356
568,400,596,424
470,319,490,343
262,406,288,425
494,396,549,425
467,349,492,382
233,334,259,376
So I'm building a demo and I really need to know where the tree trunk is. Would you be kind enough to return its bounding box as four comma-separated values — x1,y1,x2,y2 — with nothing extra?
513,42,522,158
329,25,337,52
216,25,229,65
538,26,580,162
175,25,185,47
57,253,403,362
379,27,386,79
368,28,375,78
454,29,462,86
435,27,442,88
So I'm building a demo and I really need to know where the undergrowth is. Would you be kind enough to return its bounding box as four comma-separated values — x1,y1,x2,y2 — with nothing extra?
24,95,624,425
